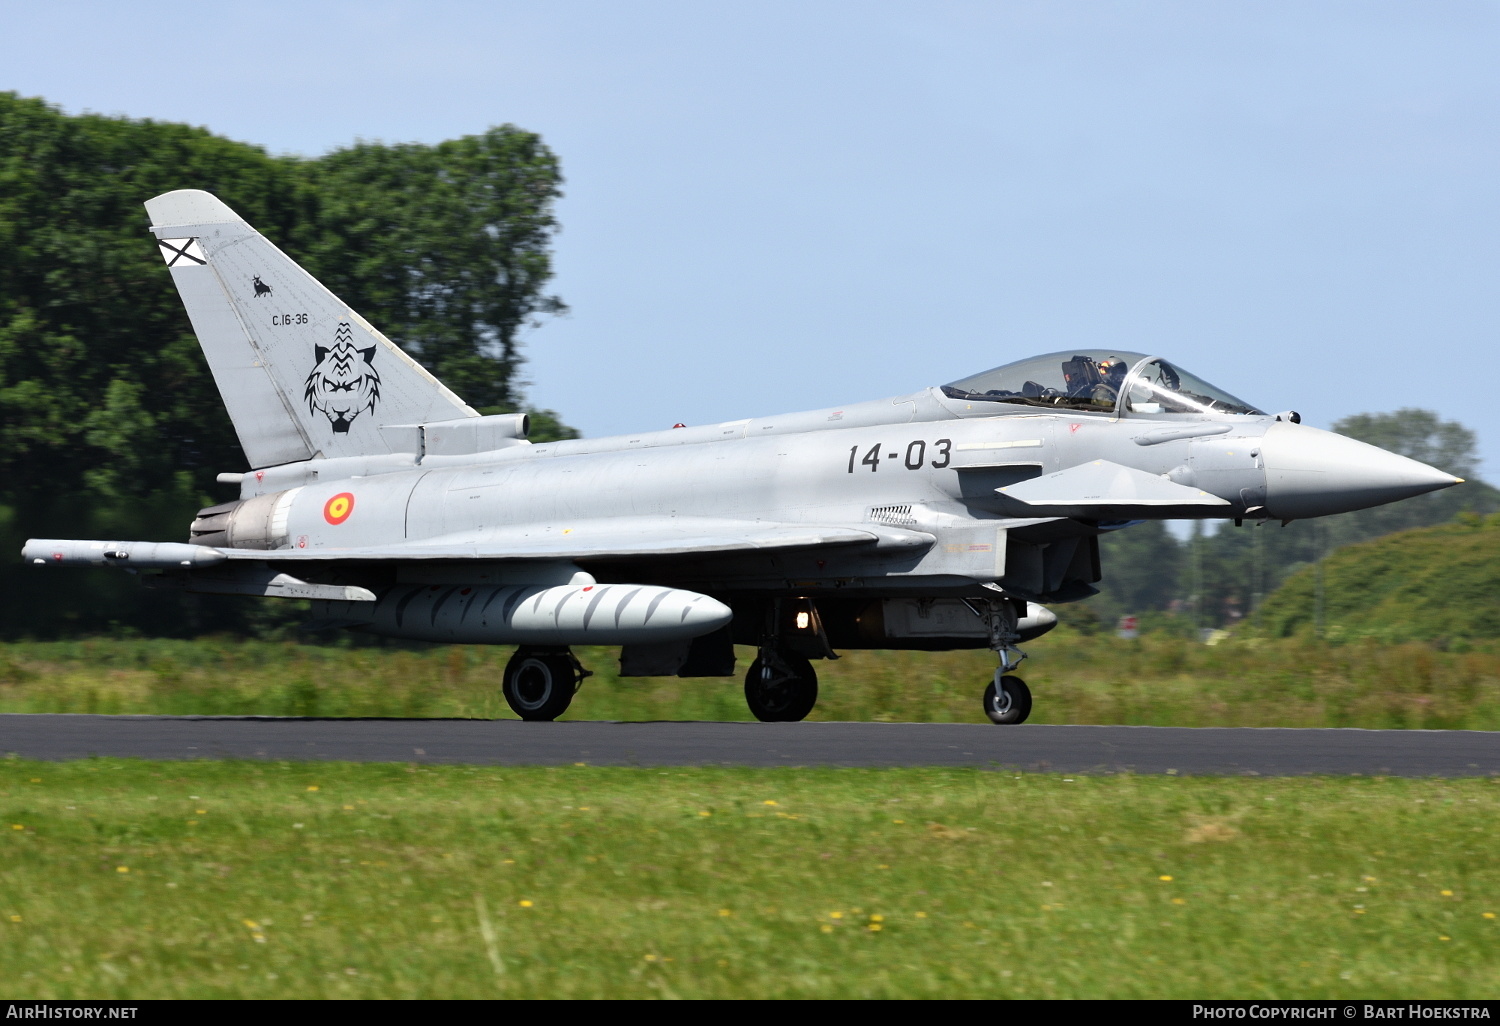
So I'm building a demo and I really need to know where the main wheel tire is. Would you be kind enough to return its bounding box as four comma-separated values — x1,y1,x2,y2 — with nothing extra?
983,675,1032,725
744,652,818,722
502,648,578,721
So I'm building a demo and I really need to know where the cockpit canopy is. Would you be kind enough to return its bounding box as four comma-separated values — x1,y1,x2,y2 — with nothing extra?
942,350,1264,417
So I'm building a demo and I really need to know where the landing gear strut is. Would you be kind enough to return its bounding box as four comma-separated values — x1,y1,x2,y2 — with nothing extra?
502,646,590,721
981,593,1032,725
744,649,818,722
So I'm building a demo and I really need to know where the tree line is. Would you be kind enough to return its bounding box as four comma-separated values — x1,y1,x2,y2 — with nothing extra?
0,93,573,636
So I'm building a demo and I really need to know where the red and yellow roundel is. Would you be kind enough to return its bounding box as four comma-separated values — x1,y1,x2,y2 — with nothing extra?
323,492,355,525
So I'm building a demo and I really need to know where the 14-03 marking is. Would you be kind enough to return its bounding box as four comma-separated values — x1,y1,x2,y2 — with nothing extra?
847,439,952,472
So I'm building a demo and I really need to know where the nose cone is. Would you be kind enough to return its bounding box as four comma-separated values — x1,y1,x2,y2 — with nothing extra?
1260,422,1462,519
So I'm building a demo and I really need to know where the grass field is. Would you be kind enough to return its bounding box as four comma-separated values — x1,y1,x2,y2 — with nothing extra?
2,631,1499,729
6,633,1495,998
1,759,1496,998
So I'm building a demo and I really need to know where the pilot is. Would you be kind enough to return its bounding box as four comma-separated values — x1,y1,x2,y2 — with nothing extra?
1090,358,1129,406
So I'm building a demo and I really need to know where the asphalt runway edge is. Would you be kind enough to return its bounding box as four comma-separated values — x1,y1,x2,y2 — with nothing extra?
1,715,1497,776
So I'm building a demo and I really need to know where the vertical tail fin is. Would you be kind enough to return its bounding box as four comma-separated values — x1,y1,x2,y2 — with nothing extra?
146,189,477,469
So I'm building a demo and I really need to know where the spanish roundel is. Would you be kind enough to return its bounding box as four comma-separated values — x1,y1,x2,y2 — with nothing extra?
323,492,355,525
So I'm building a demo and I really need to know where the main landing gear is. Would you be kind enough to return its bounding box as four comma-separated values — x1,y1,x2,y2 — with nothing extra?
744,649,818,722
982,593,1032,725
742,598,830,722
502,646,591,721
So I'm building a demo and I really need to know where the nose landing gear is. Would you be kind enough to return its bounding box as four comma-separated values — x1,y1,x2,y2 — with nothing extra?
981,593,1033,725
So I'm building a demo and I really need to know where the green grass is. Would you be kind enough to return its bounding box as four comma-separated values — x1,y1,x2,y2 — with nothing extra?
1,760,1497,998
2,632,1500,729
1256,514,1500,643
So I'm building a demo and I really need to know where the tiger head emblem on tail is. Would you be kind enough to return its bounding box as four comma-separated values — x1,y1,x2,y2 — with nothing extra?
304,322,381,433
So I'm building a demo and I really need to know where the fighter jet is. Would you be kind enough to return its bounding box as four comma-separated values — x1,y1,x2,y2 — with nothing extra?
24,190,1463,724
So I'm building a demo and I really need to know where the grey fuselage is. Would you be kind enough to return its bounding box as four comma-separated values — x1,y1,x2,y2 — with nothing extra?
220,384,1358,616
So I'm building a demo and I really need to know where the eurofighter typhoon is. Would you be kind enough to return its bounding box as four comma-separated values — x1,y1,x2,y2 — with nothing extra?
24,190,1462,723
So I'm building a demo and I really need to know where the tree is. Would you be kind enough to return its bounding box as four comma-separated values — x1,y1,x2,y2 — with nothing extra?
1090,520,1185,625
0,93,573,636
292,131,567,413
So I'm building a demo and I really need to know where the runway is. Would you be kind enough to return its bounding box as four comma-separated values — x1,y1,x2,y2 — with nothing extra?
1,715,1496,775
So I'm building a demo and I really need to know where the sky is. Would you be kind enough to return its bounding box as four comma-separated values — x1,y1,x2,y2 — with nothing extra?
4,1,1498,472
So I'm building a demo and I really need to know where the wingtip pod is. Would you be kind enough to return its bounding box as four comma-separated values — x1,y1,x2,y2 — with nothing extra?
23,539,228,569
145,189,245,228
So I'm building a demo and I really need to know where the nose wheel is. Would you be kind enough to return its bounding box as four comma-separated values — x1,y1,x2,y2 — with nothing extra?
983,673,1032,724
502,647,589,721
744,650,818,722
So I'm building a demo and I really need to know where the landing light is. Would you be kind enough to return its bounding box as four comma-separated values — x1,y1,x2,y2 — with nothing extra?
795,611,811,630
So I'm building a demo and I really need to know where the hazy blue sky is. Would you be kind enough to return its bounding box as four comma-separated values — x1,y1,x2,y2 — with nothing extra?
5,1,1497,472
